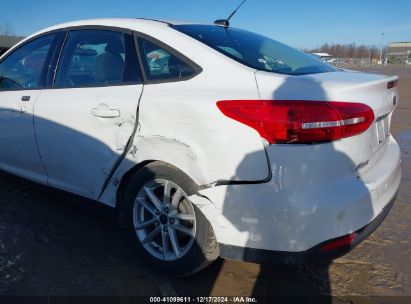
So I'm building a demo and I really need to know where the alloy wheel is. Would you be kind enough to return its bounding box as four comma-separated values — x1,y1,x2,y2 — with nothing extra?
133,179,196,261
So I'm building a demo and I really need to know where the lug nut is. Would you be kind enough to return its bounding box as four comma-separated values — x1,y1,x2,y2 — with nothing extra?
169,219,174,224
155,221,160,226
164,207,169,213
155,210,161,215
163,226,168,232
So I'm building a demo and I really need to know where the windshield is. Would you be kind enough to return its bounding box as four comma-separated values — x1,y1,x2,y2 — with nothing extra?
171,24,337,76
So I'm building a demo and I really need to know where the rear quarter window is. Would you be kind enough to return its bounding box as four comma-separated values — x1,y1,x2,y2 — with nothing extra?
138,37,196,81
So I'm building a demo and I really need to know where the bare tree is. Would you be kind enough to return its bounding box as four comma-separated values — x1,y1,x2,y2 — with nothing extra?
0,23,13,35
370,46,380,60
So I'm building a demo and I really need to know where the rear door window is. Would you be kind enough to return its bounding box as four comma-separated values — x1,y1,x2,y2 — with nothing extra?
55,29,142,88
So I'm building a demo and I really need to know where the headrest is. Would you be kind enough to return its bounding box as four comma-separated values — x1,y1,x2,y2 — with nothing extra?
105,40,124,54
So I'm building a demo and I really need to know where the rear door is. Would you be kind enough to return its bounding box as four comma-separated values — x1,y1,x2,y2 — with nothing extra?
34,28,143,199
0,33,61,183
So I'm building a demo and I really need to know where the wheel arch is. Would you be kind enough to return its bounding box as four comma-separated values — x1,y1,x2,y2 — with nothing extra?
116,159,200,227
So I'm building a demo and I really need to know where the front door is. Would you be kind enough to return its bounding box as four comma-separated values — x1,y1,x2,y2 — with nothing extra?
0,33,58,183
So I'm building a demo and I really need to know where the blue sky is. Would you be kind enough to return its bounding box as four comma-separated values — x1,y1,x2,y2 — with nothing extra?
1,0,410,49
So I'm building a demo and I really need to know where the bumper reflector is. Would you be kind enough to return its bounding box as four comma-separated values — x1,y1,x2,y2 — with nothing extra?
319,233,356,252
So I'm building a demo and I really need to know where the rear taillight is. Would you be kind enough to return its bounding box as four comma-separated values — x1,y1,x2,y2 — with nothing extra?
217,100,375,144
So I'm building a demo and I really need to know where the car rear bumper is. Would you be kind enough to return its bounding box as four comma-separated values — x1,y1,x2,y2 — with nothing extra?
191,136,401,263
218,191,396,264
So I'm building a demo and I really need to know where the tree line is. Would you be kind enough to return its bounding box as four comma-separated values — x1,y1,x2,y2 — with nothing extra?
304,43,385,59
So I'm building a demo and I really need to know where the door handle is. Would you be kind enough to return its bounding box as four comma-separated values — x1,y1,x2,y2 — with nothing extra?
91,104,120,118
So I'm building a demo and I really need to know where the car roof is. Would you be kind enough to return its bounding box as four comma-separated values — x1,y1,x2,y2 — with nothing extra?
17,18,210,45
34,18,202,34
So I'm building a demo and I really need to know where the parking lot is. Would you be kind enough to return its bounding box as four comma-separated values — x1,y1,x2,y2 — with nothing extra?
0,66,410,302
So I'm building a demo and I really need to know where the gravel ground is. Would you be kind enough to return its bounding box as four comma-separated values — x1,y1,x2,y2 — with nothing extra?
0,65,410,303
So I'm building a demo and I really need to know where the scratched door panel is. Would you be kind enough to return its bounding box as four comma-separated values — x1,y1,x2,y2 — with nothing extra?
34,84,143,199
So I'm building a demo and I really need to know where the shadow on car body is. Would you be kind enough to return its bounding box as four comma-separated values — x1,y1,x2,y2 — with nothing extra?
217,75,374,303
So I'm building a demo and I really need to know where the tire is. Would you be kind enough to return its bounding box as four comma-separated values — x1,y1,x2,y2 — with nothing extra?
122,161,219,276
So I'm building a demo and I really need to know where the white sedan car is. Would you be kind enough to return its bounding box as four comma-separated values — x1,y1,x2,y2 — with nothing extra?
0,18,401,275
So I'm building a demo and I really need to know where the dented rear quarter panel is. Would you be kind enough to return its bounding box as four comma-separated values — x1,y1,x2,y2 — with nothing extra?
99,24,271,207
